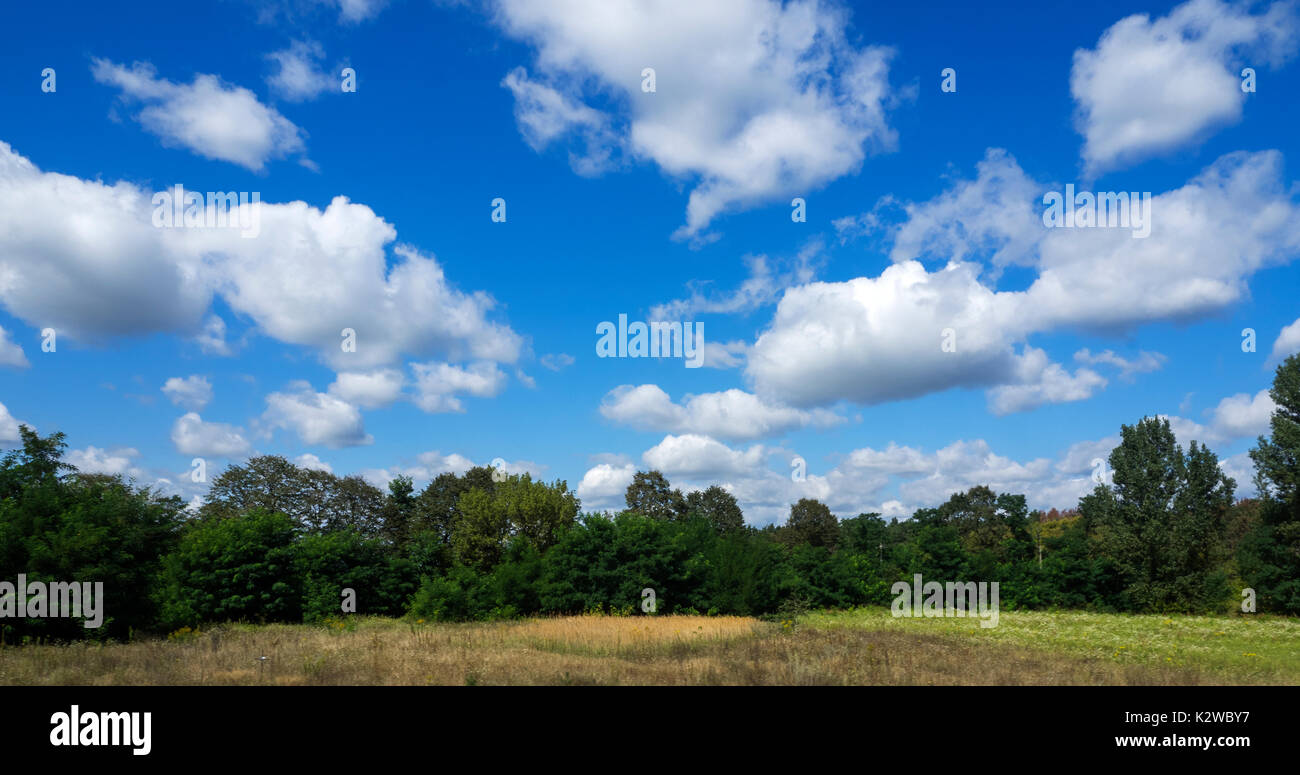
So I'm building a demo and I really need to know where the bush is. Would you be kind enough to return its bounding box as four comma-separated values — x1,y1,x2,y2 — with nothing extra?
156,510,300,628
0,428,185,640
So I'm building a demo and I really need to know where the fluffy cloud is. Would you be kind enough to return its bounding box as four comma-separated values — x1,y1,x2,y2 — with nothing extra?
195,315,236,356
162,375,213,411
854,149,1044,271
262,382,372,447
0,143,213,341
1071,0,1299,173
294,453,333,473
501,68,618,177
1207,389,1276,439
328,369,405,409
576,462,637,508
0,400,29,444
1271,316,1300,360
65,446,143,478
410,361,508,413
170,412,251,457
1218,450,1258,497
216,234,522,371
267,40,336,101
92,59,308,172
1166,389,1276,446
1056,436,1120,477
493,0,899,238
892,440,1057,508
986,347,1107,416
756,149,1300,410
412,451,481,478
642,434,767,478
0,325,28,368
746,259,1024,407
599,384,842,441
1025,151,1300,330
0,142,523,373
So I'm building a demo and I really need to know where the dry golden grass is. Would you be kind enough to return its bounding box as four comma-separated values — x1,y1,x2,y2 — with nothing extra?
0,613,1226,685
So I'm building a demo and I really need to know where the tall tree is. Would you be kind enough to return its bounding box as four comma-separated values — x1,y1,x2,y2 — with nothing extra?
414,471,469,544
785,498,839,549
1241,354,1300,613
1083,416,1234,611
380,475,417,550
1250,353,1300,516
685,485,745,533
624,470,686,521
840,513,887,558
200,456,383,536
200,456,308,523
452,474,580,570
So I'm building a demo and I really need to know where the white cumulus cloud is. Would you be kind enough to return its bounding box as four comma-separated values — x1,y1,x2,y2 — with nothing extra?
171,412,251,457
493,0,900,238
1071,0,1299,174
93,59,308,172
261,382,372,448
162,375,213,411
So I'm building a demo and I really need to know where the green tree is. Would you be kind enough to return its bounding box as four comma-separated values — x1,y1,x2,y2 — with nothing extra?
1241,354,1300,613
624,470,686,521
785,498,839,549
380,475,417,551
1251,353,1300,514
1082,416,1234,611
840,513,886,557
703,530,785,615
538,512,711,615
157,509,300,628
685,485,745,533
412,472,467,545
200,456,384,536
294,530,414,622
0,426,184,640
451,474,579,570
200,455,308,523
411,466,500,546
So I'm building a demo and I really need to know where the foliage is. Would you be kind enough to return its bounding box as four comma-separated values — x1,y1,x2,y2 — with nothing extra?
1080,417,1235,612
1241,354,1300,613
0,427,184,640
623,470,686,521
157,509,301,628
7,376,1300,639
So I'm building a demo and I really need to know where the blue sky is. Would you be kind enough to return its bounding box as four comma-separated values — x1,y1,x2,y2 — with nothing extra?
1,0,1298,524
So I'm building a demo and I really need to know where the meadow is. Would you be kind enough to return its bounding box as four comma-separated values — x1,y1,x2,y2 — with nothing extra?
1,607,1295,686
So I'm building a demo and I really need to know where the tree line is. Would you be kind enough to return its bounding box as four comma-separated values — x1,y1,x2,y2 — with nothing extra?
3,355,1298,641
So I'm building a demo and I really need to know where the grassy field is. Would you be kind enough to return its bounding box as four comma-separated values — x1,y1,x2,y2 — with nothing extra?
1,608,1295,685
807,608,1300,685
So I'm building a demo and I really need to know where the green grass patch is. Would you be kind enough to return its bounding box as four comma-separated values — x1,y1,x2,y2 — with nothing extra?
805,607,1300,684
